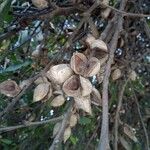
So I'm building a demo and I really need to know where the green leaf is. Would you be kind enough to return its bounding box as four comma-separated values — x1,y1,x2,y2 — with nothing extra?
70,135,78,145
0,138,12,145
0,0,12,23
79,117,91,125
0,60,32,73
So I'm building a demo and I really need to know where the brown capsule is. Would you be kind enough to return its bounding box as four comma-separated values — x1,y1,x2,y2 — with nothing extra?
0,80,21,97
33,83,50,102
70,52,87,76
51,95,65,107
74,96,92,115
31,0,48,9
80,76,92,97
111,69,122,81
63,75,81,97
46,64,73,85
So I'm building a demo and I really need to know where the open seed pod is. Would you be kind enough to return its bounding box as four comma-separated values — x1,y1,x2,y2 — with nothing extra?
63,75,81,97
63,75,93,97
70,52,101,77
91,39,108,52
70,52,87,76
85,57,101,77
33,83,51,102
91,87,102,106
51,95,65,107
69,114,78,127
85,34,96,47
34,76,48,85
63,127,72,143
74,96,92,115
111,68,122,81
32,0,48,9
80,76,92,96
0,80,21,97
129,70,137,81
46,64,73,85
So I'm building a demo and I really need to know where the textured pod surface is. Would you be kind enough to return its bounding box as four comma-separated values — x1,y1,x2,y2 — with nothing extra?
74,96,92,115
80,76,92,96
99,54,108,65
34,77,48,85
111,69,122,81
63,127,71,143
129,70,137,81
0,80,21,97
70,52,87,76
51,95,65,107
46,64,73,85
85,35,96,47
33,83,50,102
63,75,81,97
32,0,48,9
91,87,102,106
69,114,78,127
86,57,101,77
91,39,108,52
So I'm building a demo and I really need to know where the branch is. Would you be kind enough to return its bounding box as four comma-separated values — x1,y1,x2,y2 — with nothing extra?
0,116,63,133
0,5,83,42
100,2,150,18
97,0,126,149
49,101,73,150
114,79,129,150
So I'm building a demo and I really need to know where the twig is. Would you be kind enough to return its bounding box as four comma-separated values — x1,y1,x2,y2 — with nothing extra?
97,0,126,149
100,2,150,18
130,82,150,150
100,16,117,41
0,116,63,133
68,1,100,46
0,5,82,42
114,79,129,150
49,101,74,150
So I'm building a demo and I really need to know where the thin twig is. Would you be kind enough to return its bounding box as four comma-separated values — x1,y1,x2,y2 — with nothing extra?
0,116,63,133
68,1,99,46
100,2,150,18
97,0,126,149
114,79,129,150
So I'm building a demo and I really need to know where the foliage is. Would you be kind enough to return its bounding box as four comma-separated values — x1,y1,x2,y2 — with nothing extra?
0,0,150,150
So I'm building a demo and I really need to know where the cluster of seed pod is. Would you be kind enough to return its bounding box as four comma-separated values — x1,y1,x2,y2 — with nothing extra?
32,35,108,115
0,35,138,142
